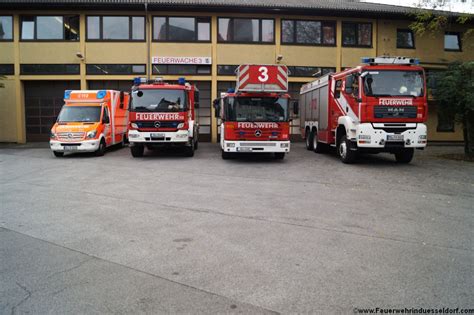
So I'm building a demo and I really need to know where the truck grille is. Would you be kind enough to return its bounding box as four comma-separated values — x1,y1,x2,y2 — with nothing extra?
374,106,417,119
57,132,85,140
136,121,181,128
240,142,277,147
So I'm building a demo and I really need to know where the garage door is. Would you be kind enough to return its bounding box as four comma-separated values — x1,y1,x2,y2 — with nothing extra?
24,81,80,142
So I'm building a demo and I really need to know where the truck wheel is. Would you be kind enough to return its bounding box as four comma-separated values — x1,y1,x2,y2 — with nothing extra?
95,139,106,156
53,151,64,157
221,150,232,160
306,129,314,151
194,138,199,150
184,140,195,157
274,152,285,160
395,148,414,164
338,135,357,164
130,145,144,157
313,129,327,154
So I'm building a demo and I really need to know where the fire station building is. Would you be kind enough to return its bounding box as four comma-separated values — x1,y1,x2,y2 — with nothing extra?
0,0,473,143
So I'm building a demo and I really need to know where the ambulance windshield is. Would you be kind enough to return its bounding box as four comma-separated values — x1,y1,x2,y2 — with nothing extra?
57,106,101,123
131,89,187,112
225,97,289,122
363,70,424,97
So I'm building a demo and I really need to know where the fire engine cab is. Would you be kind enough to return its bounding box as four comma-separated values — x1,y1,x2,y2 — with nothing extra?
214,64,292,159
128,77,199,157
299,57,428,164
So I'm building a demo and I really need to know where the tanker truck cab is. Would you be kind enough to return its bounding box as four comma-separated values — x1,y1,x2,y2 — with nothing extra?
128,77,199,157
50,90,129,157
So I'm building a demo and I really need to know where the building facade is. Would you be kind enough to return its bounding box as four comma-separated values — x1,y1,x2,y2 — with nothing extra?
0,0,473,143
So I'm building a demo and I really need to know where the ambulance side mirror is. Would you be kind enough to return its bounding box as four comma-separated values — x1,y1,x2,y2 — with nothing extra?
213,99,220,118
119,91,124,109
292,101,299,115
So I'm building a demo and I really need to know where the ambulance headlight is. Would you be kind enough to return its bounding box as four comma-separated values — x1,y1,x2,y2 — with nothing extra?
86,130,97,139
50,131,56,139
177,122,185,129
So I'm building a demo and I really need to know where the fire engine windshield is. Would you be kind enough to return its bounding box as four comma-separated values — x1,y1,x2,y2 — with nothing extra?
225,97,289,122
131,89,187,112
57,106,101,123
363,70,424,97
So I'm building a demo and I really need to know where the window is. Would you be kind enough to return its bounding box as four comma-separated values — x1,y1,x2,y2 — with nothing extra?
86,16,145,41
217,65,239,75
282,20,335,45
86,64,146,75
20,64,80,75
0,64,14,75
153,17,210,42
444,32,461,51
287,66,335,77
20,15,79,41
397,29,415,49
218,18,274,43
0,16,13,41
152,64,211,75
342,22,372,47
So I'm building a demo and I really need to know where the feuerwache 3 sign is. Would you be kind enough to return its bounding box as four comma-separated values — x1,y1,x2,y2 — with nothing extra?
151,56,212,65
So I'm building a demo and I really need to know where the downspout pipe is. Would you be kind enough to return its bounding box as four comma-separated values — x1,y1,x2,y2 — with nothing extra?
145,1,151,80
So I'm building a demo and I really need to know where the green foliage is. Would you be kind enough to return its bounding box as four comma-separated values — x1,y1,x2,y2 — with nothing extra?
433,62,474,155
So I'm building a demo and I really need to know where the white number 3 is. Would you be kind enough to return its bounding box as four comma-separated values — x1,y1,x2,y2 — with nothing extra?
258,66,269,82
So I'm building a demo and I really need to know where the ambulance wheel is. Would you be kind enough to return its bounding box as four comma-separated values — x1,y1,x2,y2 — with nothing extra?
306,129,314,151
313,129,327,154
274,153,285,160
53,151,64,157
184,140,195,157
221,150,232,160
395,148,414,164
130,145,144,157
95,139,106,156
338,135,357,164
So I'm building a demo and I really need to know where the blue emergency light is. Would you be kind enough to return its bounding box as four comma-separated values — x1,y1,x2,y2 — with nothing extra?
133,77,141,85
96,90,107,99
178,77,186,85
64,90,71,99
227,88,235,93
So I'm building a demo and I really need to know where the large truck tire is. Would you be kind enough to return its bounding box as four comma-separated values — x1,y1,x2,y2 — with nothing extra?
274,152,285,160
194,138,199,150
338,135,357,164
53,151,64,157
130,144,144,157
313,129,327,154
395,148,414,164
221,150,232,160
306,129,314,151
95,139,106,156
184,140,195,157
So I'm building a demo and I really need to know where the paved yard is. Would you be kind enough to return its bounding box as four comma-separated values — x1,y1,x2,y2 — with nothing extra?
0,143,473,314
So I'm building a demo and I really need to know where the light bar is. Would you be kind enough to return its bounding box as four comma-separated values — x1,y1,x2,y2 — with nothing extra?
361,56,420,65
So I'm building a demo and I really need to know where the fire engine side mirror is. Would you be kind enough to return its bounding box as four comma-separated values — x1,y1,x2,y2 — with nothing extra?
213,99,220,118
292,101,299,115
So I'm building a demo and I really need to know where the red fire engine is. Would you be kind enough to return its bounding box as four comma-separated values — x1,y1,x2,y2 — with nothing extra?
214,64,293,159
128,77,199,157
299,57,428,164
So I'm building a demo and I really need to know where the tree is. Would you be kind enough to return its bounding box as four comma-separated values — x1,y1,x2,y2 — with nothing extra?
432,62,474,156
409,1,474,156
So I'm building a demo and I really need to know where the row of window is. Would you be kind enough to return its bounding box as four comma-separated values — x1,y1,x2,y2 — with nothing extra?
0,64,337,77
0,15,464,50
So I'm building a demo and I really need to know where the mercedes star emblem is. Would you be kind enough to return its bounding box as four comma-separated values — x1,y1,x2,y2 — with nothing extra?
255,130,262,137
154,121,161,128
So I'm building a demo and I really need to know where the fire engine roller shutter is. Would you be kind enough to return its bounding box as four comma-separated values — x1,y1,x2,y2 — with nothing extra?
24,81,80,142
89,80,212,142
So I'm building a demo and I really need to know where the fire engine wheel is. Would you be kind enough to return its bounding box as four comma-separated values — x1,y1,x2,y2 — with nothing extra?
95,139,106,156
184,140,195,157
338,135,357,164
313,130,327,154
53,151,64,157
395,148,414,164
130,145,144,158
194,138,199,150
306,129,314,151
221,150,232,160
274,152,285,160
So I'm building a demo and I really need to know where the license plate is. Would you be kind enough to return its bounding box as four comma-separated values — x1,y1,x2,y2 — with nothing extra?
237,147,252,152
387,134,404,141
63,145,78,151
151,133,165,138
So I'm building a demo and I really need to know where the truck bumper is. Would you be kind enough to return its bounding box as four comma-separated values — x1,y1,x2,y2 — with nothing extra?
355,123,427,149
222,140,290,153
128,130,189,144
50,139,100,153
